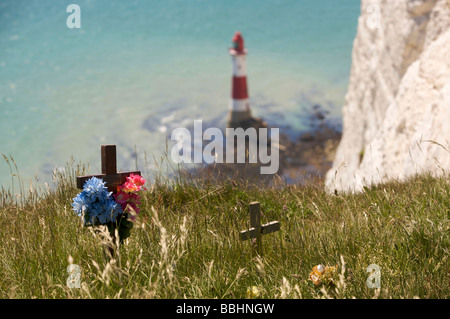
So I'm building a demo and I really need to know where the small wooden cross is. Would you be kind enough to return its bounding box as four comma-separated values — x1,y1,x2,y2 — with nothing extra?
76,145,141,193
240,201,280,255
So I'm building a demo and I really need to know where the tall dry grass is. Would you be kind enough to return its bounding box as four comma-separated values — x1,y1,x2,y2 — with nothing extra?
0,155,448,298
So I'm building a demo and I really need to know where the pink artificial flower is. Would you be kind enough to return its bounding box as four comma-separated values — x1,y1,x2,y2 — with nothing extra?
118,181,138,193
127,174,146,187
114,174,146,220
114,191,130,204
128,192,141,203
126,181,140,192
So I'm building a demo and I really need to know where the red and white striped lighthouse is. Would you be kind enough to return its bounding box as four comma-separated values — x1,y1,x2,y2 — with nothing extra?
227,31,252,128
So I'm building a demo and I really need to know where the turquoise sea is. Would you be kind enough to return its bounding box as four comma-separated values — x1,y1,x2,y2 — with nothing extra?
0,0,360,190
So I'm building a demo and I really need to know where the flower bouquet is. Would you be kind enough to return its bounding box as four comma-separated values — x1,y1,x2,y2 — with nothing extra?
72,174,146,244
309,264,338,287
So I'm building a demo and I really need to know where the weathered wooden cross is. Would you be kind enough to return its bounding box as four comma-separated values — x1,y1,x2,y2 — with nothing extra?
76,145,141,193
240,201,280,255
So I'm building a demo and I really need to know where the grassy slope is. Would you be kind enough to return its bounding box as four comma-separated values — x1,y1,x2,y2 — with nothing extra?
0,161,448,299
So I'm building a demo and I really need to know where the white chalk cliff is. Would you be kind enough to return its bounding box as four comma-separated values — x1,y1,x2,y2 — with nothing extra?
325,0,450,192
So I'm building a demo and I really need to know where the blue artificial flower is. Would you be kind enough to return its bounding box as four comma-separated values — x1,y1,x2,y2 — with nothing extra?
72,177,123,226
82,177,111,202
71,191,88,217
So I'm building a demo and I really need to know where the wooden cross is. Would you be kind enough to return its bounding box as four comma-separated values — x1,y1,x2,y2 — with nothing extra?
240,201,280,255
76,145,141,193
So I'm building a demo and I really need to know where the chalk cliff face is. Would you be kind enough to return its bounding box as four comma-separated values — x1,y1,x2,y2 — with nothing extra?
325,0,450,192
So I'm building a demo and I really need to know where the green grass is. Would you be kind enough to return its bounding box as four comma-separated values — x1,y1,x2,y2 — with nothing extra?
0,157,448,299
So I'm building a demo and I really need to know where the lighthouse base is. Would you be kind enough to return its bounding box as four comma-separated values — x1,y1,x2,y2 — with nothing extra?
227,110,267,131
227,110,252,129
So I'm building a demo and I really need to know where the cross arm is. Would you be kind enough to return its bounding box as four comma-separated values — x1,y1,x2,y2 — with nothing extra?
76,171,141,192
240,221,280,241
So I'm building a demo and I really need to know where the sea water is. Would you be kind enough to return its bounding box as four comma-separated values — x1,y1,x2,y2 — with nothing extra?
0,0,360,189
